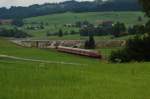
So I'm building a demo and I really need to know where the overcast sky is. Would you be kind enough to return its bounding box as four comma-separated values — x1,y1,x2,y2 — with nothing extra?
0,0,94,8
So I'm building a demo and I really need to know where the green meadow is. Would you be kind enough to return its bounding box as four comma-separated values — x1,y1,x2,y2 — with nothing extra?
0,11,149,99
0,38,150,99
24,11,148,38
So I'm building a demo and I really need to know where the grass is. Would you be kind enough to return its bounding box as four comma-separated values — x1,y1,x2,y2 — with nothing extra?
25,11,147,26
1,58,150,99
0,12,146,40
99,47,121,58
1,38,150,99
0,38,97,64
24,11,148,38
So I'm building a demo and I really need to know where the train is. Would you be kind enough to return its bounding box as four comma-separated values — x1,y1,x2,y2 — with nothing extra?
56,46,102,59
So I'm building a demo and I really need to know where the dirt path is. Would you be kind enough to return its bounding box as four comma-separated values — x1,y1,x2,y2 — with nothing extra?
0,55,87,66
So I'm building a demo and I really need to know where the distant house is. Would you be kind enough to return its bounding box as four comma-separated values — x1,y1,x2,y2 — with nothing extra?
96,20,113,26
96,20,103,25
0,19,13,25
64,24,75,27
102,21,113,26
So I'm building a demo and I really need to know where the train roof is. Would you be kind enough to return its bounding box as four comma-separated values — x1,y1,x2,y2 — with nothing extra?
58,46,100,53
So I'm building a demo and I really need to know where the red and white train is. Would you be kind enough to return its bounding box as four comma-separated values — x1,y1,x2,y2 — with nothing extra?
57,46,102,59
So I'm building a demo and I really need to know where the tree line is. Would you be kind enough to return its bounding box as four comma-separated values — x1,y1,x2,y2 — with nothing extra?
0,28,31,38
79,21,149,37
109,0,150,63
47,19,149,38
0,0,140,19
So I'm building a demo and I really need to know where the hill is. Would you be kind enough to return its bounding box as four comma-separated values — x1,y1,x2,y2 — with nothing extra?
0,0,140,19
24,11,148,38
0,38,94,63
0,37,150,99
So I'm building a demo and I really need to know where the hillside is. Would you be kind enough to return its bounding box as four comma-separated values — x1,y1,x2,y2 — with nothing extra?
1,0,150,98
0,38,95,63
1,37,150,99
24,11,148,38
0,0,140,19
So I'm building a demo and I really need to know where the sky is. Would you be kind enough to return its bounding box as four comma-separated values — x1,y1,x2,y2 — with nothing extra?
0,0,94,8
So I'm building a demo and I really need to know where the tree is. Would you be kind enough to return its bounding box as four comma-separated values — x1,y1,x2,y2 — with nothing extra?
39,25,44,29
138,16,142,21
0,0,140,19
109,0,150,63
145,20,150,33
139,0,150,34
58,29,63,37
70,30,77,35
75,21,82,28
84,35,96,49
139,0,150,17
89,35,96,49
94,0,103,3
109,34,150,62
128,25,145,35
80,24,94,36
112,22,126,37
0,28,30,38
12,19,24,27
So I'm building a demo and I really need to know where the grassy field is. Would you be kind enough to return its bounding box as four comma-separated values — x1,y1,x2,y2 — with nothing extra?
24,11,148,38
0,38,96,63
0,38,150,99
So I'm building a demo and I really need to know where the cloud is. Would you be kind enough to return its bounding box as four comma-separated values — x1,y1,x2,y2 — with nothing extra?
0,0,93,8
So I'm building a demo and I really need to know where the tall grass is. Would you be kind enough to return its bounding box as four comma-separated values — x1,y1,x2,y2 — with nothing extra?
0,38,150,99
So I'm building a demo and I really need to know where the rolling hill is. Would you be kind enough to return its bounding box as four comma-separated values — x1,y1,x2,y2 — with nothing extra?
0,37,150,99
24,11,148,38
0,0,150,98
0,0,140,19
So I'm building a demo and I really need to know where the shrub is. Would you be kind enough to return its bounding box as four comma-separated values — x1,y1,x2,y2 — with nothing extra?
12,19,24,27
84,35,96,49
109,34,150,63
0,28,31,38
58,29,63,37
109,49,130,63
112,22,127,37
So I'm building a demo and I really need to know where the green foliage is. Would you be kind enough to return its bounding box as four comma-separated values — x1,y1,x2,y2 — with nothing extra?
79,22,113,36
0,28,30,38
0,38,94,63
0,0,140,19
80,24,94,36
145,20,150,33
12,19,24,27
70,30,77,35
109,49,130,63
24,12,148,38
128,24,145,35
112,22,127,37
110,34,150,62
139,0,150,17
58,29,63,37
84,35,96,49
1,38,150,99
138,16,143,21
